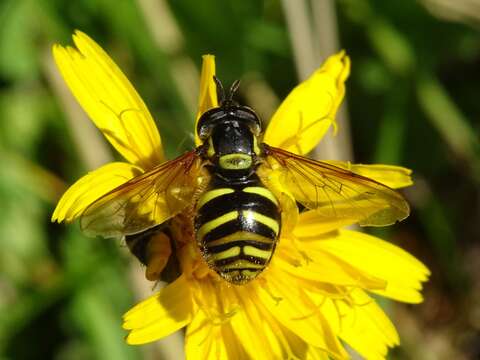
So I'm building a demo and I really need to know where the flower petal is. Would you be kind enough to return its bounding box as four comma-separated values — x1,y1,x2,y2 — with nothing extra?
186,280,252,360
276,238,386,291
257,269,349,359
53,31,164,170
51,162,142,223
309,230,430,303
263,51,350,155
195,54,218,146
335,289,399,360
185,310,237,360
221,325,250,360
123,274,193,344
185,310,215,360
229,286,283,359
306,287,398,359
254,293,331,360
325,161,413,189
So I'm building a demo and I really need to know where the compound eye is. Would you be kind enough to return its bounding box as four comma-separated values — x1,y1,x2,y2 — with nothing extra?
196,117,208,140
249,121,261,136
197,108,226,141
235,108,262,136
198,123,213,140
197,114,212,140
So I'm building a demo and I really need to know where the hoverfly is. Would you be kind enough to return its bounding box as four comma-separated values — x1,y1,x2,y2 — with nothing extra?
80,77,409,285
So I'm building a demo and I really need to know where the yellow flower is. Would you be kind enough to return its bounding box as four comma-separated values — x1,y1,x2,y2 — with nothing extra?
52,31,429,359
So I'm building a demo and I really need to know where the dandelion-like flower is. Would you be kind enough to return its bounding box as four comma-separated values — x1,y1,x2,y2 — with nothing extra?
52,31,429,359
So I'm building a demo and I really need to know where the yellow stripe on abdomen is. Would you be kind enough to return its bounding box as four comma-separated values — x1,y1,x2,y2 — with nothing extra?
243,186,279,206
206,231,274,247
197,188,234,209
243,210,280,235
210,246,241,261
197,211,238,240
243,245,271,260
220,259,265,270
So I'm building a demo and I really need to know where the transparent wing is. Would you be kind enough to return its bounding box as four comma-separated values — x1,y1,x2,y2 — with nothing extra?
80,151,204,238
262,144,409,226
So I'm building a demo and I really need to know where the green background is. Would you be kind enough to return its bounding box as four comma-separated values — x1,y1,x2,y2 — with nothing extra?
0,0,479,359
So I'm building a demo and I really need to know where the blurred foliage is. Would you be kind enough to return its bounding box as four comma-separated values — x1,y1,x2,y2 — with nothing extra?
0,0,479,359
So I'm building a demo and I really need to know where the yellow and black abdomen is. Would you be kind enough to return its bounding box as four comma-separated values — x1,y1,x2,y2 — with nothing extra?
195,174,281,284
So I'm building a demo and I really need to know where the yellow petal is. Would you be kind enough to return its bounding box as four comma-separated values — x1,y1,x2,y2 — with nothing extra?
53,31,164,170
307,287,398,359
261,315,298,360
254,294,331,360
257,270,349,359
185,310,214,360
281,331,331,360
325,161,413,189
334,289,399,360
195,54,218,146
303,346,330,360
263,51,350,155
186,281,250,360
123,275,193,344
311,230,430,303
229,285,283,359
220,324,250,360
51,162,142,223
185,310,234,360
276,239,387,291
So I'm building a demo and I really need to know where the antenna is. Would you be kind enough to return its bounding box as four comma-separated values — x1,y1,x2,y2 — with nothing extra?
227,80,241,103
213,76,225,105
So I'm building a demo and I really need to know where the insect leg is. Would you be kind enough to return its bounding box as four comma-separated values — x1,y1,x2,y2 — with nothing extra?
125,224,173,281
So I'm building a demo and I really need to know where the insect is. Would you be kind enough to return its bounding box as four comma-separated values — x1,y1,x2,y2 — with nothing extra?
80,77,409,285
